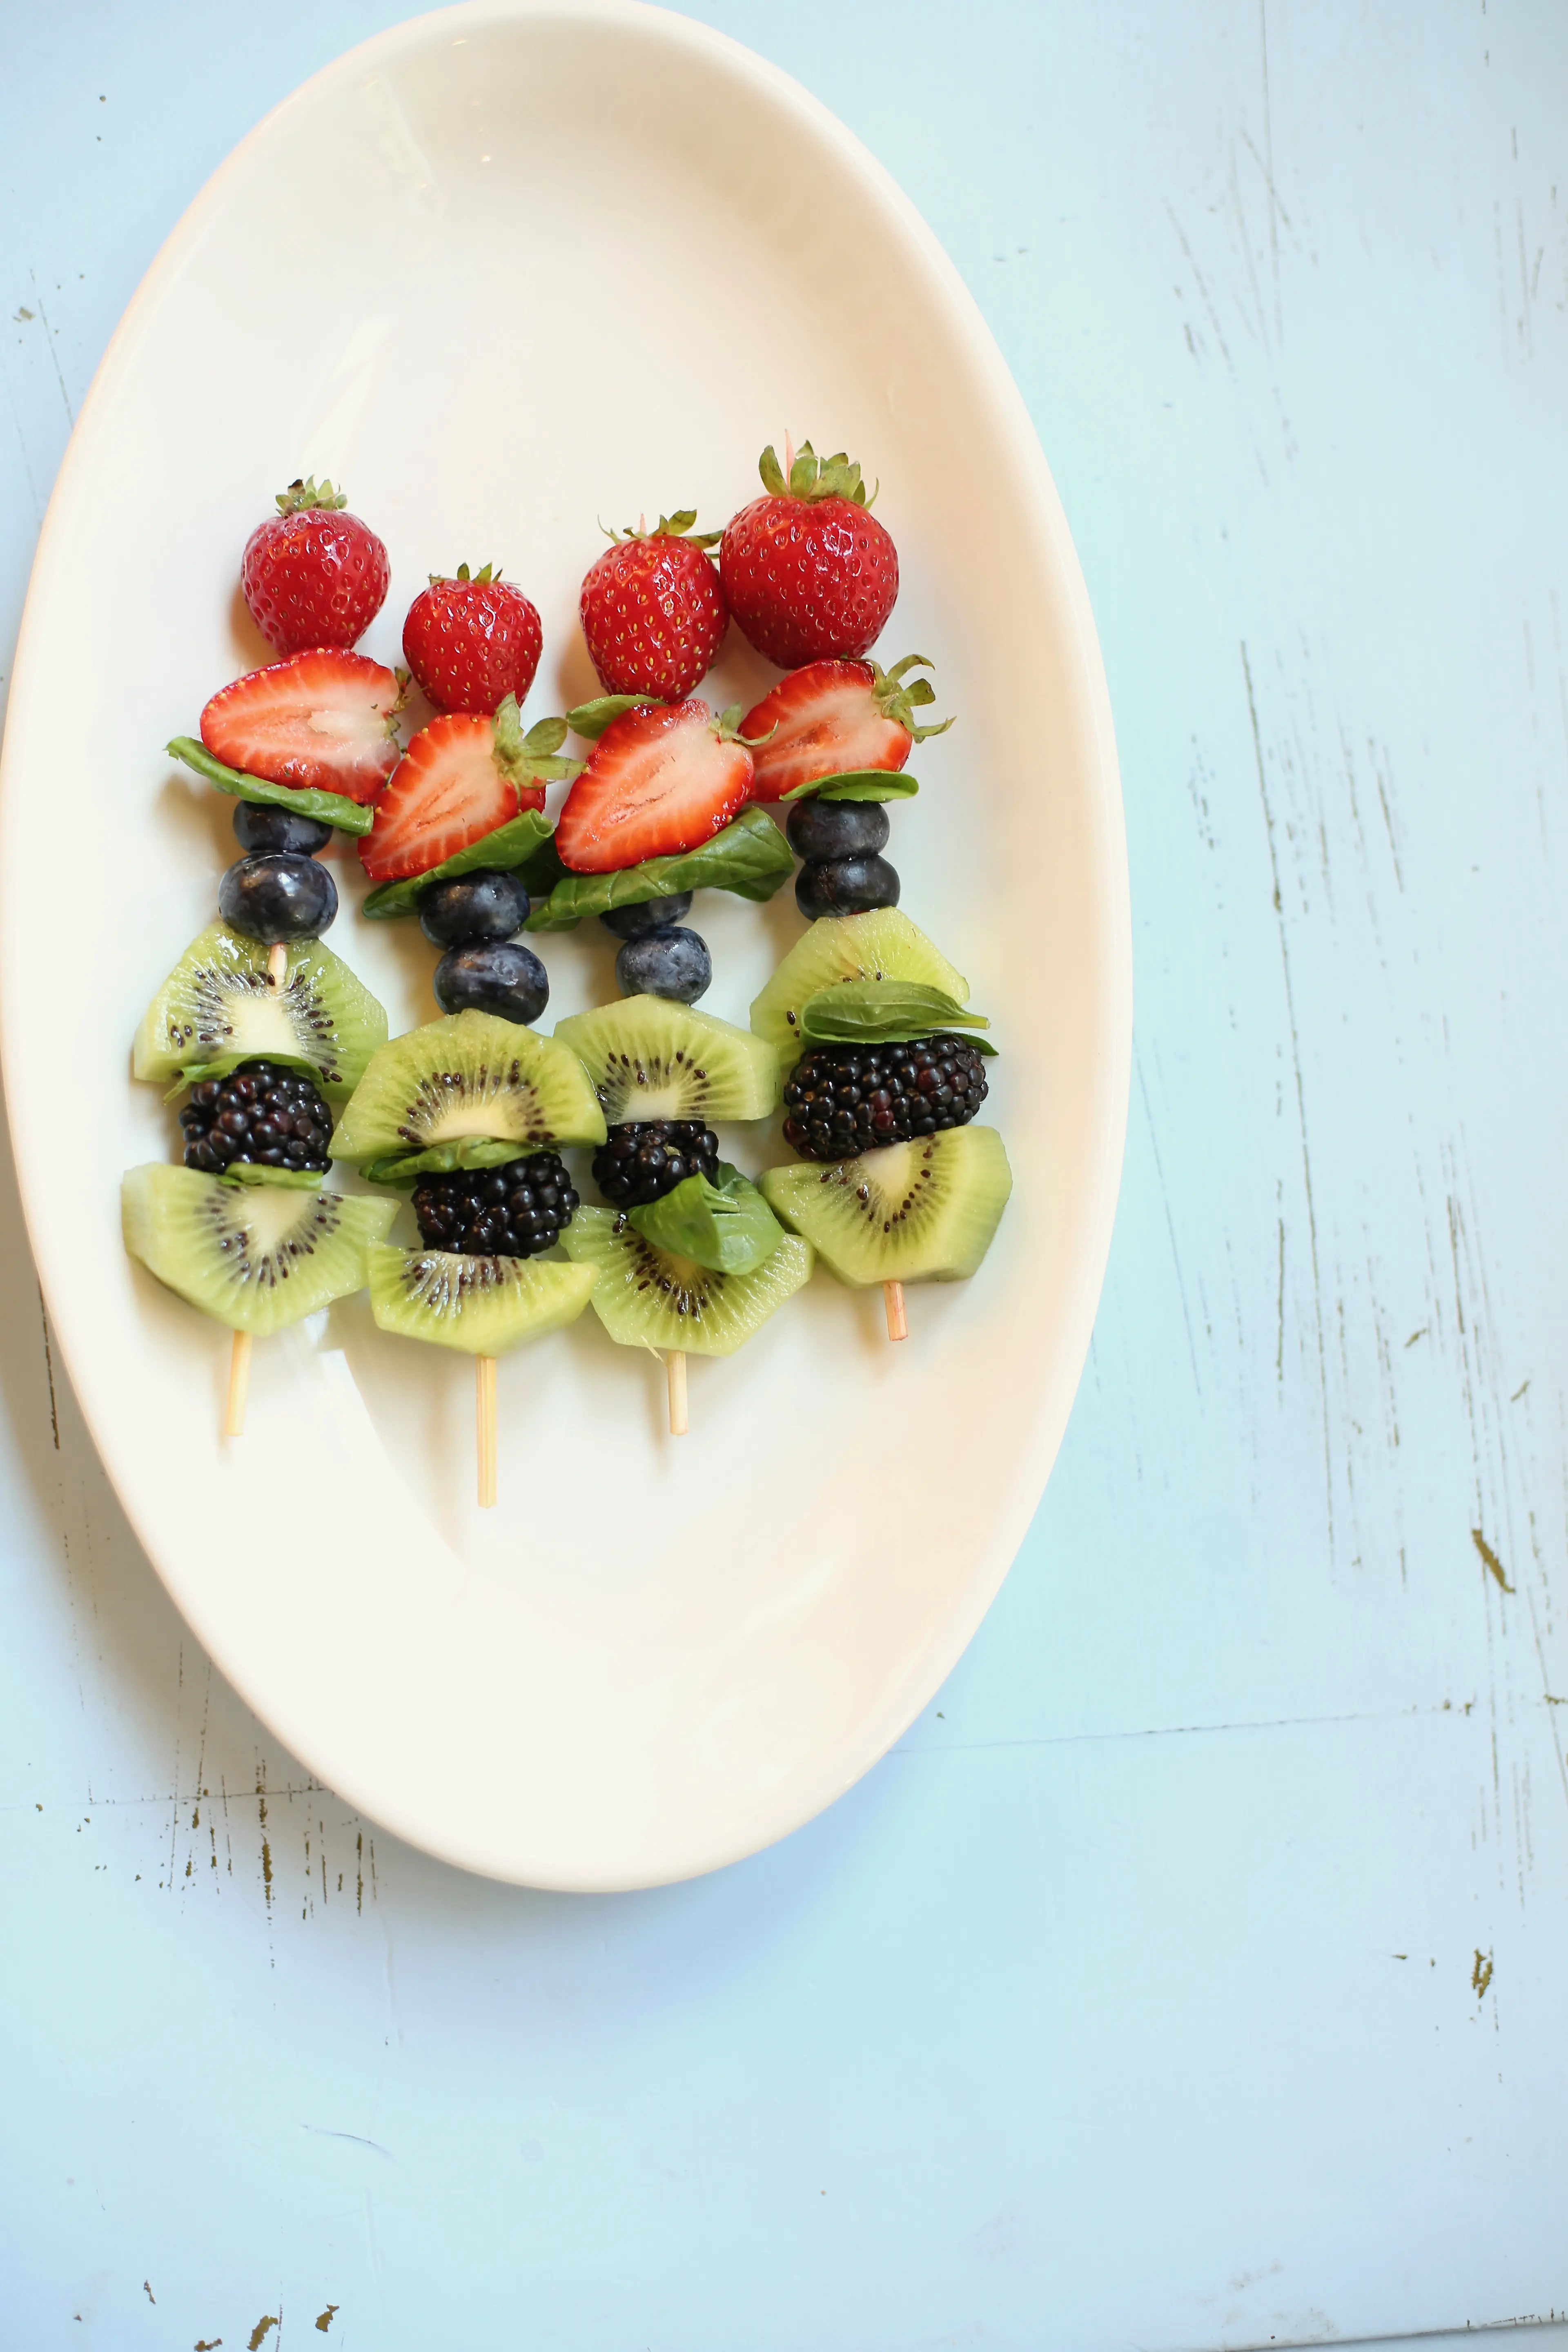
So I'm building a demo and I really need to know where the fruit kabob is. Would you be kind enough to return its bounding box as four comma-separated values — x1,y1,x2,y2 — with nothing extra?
130,480,405,1430
323,552,609,1504
715,439,1014,1336
503,495,822,1430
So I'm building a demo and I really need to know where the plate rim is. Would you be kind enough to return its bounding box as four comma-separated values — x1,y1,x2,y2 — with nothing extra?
0,0,1131,1890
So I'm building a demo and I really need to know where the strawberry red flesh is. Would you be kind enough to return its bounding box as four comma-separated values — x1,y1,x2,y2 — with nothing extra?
200,650,400,803
742,661,910,802
555,701,752,873
359,714,544,884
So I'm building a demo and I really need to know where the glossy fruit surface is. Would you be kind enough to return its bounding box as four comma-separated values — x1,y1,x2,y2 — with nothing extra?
555,700,751,873
784,797,889,861
403,564,543,714
241,477,389,654
360,713,544,883
201,649,400,802
417,869,529,947
432,940,550,1025
218,852,338,943
599,890,693,940
743,652,956,800
580,515,727,700
720,443,897,668
795,852,900,921
179,1061,334,1174
613,927,711,1004
412,1155,578,1258
232,801,334,857
781,1036,988,1160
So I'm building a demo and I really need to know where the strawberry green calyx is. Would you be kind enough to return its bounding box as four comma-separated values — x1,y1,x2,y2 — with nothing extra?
430,561,500,586
492,697,584,791
871,655,955,744
274,476,349,516
713,703,776,750
604,509,722,550
756,441,876,508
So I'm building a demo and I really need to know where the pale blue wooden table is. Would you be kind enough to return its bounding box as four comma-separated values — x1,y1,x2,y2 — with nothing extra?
3,4,1566,2346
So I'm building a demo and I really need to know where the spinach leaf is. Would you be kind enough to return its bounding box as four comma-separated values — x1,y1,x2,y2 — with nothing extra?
361,810,557,920
360,1139,539,1188
628,1163,785,1274
566,693,661,739
167,736,375,836
799,980,997,1052
779,767,920,804
218,1163,327,1191
526,806,792,930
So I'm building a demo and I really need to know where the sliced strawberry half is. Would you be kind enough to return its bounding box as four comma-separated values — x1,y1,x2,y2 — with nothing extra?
742,655,953,803
200,649,401,803
555,699,754,873
358,699,579,883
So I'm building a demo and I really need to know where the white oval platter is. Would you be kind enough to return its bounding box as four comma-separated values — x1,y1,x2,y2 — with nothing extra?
0,0,1129,1889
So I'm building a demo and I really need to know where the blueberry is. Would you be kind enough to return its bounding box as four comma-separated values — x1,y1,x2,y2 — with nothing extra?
419,869,530,948
599,891,694,941
614,926,712,1004
795,853,900,921
785,798,890,862
433,940,550,1025
218,852,337,942
232,800,334,856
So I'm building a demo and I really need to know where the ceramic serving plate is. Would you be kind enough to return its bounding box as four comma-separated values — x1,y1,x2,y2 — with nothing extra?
0,0,1129,1889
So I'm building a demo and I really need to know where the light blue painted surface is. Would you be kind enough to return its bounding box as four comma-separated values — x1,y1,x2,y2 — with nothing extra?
2,3,1566,2345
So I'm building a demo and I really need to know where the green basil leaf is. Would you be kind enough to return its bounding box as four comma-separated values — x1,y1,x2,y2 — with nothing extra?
218,1163,328,1190
799,980,997,1052
526,806,792,931
167,736,375,835
172,1055,356,1101
360,1139,540,1187
628,1163,785,1275
778,767,920,803
361,810,557,920
566,693,661,740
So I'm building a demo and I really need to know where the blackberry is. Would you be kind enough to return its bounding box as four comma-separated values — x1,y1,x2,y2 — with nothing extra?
180,1059,334,1175
782,1035,989,1161
591,1120,720,1209
412,1154,579,1258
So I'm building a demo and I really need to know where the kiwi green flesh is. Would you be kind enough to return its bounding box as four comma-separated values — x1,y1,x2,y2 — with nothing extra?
368,1246,597,1355
559,1206,813,1356
133,922,388,1097
760,1126,1012,1287
331,1011,606,1163
553,995,780,1123
122,1163,396,1336
750,910,968,1065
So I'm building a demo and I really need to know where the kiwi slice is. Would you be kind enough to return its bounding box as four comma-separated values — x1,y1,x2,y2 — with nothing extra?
750,910,969,1064
559,1206,813,1356
122,1163,396,1335
368,1246,597,1356
760,1125,1012,1286
553,995,780,1123
133,922,388,1096
330,1011,606,1165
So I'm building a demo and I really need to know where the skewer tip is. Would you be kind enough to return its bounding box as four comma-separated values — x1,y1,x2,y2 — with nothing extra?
476,1354,498,1508
224,1328,253,1437
883,1280,908,1342
666,1348,688,1437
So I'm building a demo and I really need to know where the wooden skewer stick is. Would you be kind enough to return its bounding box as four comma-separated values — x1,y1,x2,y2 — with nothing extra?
225,1330,253,1437
476,1354,498,1508
666,1348,688,1436
217,945,289,1442
883,1279,908,1342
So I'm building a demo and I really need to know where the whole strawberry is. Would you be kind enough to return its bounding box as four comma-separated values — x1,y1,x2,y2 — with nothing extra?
241,477,390,655
403,563,543,715
720,443,898,669
580,511,728,701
